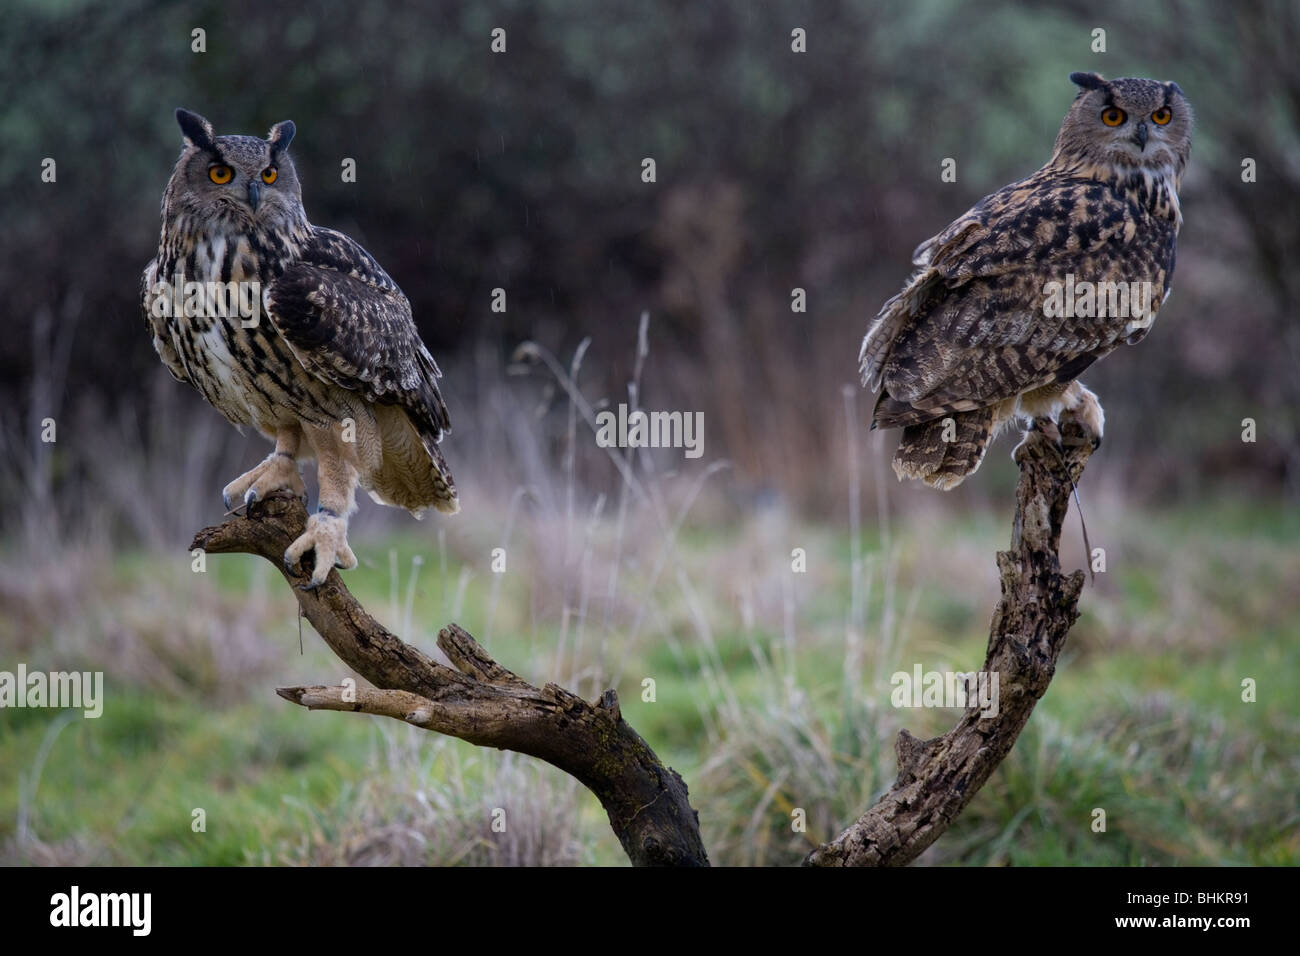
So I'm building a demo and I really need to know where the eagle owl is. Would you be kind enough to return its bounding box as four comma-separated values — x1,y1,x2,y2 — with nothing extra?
860,73,1191,488
142,110,457,587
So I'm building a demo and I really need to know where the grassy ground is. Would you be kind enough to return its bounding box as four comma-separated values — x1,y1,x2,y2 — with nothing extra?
1,493,1296,867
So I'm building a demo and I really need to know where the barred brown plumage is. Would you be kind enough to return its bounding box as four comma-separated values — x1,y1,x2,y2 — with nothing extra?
142,109,457,587
860,73,1191,489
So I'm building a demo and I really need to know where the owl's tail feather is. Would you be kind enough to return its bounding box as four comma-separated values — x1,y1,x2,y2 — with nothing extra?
420,437,460,515
892,408,995,490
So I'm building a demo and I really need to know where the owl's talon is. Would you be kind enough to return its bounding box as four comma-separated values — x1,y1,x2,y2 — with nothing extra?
1074,386,1105,451
284,512,356,588
222,451,306,519
1032,417,1063,449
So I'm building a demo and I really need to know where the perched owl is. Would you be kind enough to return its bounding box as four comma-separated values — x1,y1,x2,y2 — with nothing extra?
860,73,1191,488
142,110,457,587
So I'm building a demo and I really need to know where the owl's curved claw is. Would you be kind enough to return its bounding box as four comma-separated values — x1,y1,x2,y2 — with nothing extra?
285,550,317,591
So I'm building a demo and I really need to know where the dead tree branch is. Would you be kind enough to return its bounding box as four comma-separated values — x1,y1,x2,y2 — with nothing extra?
805,413,1096,866
191,409,1092,868
190,496,708,867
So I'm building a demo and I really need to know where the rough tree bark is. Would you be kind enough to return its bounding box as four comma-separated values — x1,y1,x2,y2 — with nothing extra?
190,411,1093,868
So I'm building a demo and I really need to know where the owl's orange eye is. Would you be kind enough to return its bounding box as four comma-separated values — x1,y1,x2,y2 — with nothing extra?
261,167,278,184
1101,107,1126,127
208,164,234,184
1151,107,1172,125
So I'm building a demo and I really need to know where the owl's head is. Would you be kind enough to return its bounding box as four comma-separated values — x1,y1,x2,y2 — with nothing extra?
167,109,305,230
1054,73,1191,175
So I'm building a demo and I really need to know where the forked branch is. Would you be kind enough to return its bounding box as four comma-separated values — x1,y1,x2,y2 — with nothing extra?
191,410,1093,868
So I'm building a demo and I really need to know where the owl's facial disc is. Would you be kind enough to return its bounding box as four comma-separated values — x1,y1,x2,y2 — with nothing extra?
193,134,300,223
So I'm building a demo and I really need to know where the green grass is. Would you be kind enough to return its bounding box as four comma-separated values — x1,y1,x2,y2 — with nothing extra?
1,693,371,865
1,494,1296,866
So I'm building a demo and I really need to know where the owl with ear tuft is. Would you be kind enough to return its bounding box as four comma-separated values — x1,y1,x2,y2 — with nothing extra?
860,73,1191,488
142,109,457,588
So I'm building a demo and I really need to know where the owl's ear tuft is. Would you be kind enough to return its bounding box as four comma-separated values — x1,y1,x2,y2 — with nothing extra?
1068,71,1107,92
176,109,216,150
267,120,296,156
1165,80,1185,99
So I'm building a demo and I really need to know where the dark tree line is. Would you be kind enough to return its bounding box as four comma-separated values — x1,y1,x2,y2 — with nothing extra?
3,0,1296,512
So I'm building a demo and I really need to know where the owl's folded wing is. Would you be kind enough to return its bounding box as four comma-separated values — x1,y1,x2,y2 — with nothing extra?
264,227,451,445
865,174,1168,420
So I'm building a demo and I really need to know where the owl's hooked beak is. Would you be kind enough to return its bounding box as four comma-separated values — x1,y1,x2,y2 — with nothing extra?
1131,122,1148,151
246,180,261,212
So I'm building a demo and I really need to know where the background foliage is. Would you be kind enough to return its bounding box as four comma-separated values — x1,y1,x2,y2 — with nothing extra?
2,0,1297,518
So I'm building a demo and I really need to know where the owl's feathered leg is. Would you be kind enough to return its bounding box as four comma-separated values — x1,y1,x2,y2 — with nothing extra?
284,423,360,589
222,427,306,511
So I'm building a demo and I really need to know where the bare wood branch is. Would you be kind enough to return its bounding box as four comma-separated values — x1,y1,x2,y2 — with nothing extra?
804,413,1096,866
192,405,1092,868
191,495,709,867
